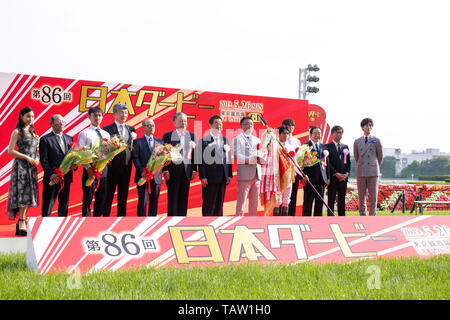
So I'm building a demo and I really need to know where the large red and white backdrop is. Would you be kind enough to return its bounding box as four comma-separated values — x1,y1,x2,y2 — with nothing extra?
0,72,332,229
27,215,450,274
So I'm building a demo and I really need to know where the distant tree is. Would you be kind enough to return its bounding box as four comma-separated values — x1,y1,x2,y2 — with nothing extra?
400,157,450,178
420,157,450,175
349,156,356,178
401,160,420,178
380,156,396,178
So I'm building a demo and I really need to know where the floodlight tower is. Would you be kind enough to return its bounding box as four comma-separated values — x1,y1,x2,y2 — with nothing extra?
299,64,320,100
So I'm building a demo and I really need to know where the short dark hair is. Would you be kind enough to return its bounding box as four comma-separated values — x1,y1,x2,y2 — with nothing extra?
331,125,343,134
209,115,222,125
360,118,373,127
309,126,321,135
277,126,290,135
88,106,103,116
240,116,253,126
281,118,295,127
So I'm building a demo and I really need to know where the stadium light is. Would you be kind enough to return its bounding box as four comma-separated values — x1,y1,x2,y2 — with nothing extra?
306,86,319,93
307,64,320,72
306,75,319,82
299,64,320,100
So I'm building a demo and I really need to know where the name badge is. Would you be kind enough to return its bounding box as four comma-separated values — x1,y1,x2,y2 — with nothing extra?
368,139,377,143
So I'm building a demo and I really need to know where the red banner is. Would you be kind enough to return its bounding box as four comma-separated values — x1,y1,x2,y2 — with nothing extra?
26,216,450,274
0,72,333,232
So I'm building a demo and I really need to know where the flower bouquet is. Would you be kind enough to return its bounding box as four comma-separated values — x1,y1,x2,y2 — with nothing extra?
296,144,321,168
85,135,128,187
49,142,98,186
137,143,183,186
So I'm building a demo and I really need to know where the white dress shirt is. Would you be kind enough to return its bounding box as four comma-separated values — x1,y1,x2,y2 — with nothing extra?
52,130,65,151
242,133,257,152
280,140,295,153
333,140,342,151
286,135,301,151
115,121,129,142
210,133,222,146
78,125,110,169
176,129,187,157
145,134,154,149
78,125,111,147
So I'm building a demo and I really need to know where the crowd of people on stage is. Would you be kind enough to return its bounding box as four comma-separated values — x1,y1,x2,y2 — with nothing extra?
6,105,383,236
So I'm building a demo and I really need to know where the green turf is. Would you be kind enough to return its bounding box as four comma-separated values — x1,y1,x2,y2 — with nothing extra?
0,253,448,300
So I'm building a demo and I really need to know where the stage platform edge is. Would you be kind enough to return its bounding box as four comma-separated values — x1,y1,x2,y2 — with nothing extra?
0,237,26,254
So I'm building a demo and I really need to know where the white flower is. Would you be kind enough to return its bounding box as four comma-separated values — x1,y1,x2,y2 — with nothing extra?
343,149,349,155
131,132,137,140
323,150,329,157
189,141,196,149
223,144,230,152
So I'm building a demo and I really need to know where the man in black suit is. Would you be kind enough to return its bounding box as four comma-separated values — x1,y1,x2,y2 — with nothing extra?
198,115,233,216
103,103,136,217
133,118,163,216
325,125,351,216
39,114,76,217
162,112,197,216
302,126,330,216
282,118,302,216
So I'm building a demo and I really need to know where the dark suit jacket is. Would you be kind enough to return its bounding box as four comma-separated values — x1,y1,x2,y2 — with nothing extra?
39,132,74,182
162,130,197,181
302,140,329,186
103,122,136,170
324,142,351,181
132,136,163,185
198,134,233,184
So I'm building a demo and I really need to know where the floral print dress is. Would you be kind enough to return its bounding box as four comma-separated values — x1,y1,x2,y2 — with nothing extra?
6,130,39,219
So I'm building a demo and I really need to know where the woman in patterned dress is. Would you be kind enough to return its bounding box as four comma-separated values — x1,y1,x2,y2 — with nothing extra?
6,107,40,236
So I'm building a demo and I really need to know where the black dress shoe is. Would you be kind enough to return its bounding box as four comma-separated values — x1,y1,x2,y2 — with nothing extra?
15,219,27,236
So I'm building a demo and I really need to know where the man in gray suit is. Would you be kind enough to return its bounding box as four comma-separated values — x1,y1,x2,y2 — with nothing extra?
233,116,264,216
353,118,383,216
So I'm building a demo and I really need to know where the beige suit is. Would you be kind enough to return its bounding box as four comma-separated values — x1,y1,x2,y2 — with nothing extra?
232,133,262,216
353,135,383,216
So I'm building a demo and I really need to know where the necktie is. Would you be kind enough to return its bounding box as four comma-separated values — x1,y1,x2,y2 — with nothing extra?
365,136,368,144
315,143,320,157
120,124,125,138
95,128,103,139
244,135,254,151
148,136,153,149
58,134,65,152
213,134,220,147
337,143,341,153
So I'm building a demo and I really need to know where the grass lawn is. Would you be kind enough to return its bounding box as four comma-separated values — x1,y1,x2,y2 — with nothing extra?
0,253,448,300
